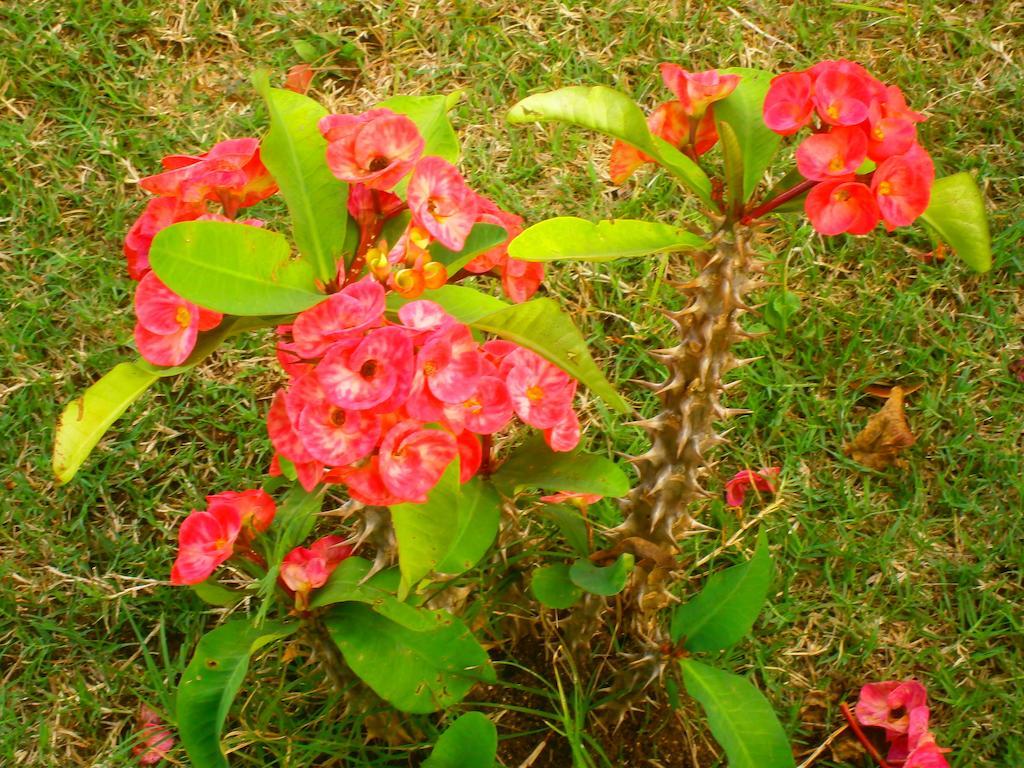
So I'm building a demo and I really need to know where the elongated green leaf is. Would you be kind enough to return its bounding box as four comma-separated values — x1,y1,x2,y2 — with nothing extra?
919,172,991,272
253,71,350,281
717,120,745,222
507,85,713,207
435,477,501,575
53,362,159,484
569,553,634,596
531,563,583,609
378,93,461,164
492,434,631,497
310,557,437,631
715,68,782,201
386,284,509,324
150,221,324,315
508,217,705,263
177,620,297,768
429,222,509,273
472,298,629,413
424,712,498,768
390,460,462,597
325,603,494,713
190,580,244,607
671,531,772,651
681,659,795,768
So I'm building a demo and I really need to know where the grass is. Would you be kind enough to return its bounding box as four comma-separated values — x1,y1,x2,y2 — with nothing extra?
2,0,1023,765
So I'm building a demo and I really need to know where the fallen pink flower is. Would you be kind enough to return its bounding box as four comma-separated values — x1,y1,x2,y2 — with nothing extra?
132,704,174,765
724,467,780,507
856,679,929,736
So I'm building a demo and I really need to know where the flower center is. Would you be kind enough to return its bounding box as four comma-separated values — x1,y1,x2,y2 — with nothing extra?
526,385,545,402
826,103,840,120
175,306,192,329
834,189,851,203
328,407,347,427
828,156,845,172
465,397,482,414
423,360,438,377
877,180,893,196
360,360,379,379
368,156,389,172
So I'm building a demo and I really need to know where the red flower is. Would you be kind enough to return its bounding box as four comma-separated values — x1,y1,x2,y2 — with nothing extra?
133,273,222,367
290,275,385,358
206,489,276,534
609,100,689,184
804,180,880,236
795,125,868,181
865,100,918,162
407,156,478,251
280,535,353,610
763,72,814,135
170,503,242,585
660,64,741,117
503,349,576,430
378,421,459,502
871,143,934,230
140,138,277,213
317,326,415,411
132,705,174,765
443,374,514,435
855,680,929,736
809,60,878,126
297,401,380,466
320,109,424,191
724,467,780,507
500,257,545,304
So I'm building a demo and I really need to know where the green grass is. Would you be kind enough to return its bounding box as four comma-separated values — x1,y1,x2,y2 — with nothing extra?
2,0,1022,765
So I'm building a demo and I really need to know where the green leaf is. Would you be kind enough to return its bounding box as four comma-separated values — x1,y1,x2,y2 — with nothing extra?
680,659,795,768
569,553,634,596
52,362,159,484
671,531,772,651
919,172,992,272
531,563,583,609
176,620,297,768
492,434,631,497
390,460,462,597
507,85,713,207
508,217,705,263
540,504,590,557
763,291,801,333
423,712,498,768
715,68,782,201
149,220,324,315
472,298,629,414
310,557,437,631
429,222,509,273
190,580,244,607
378,93,462,164
717,120,745,222
253,71,350,281
435,477,502,575
325,603,494,713
386,284,509,324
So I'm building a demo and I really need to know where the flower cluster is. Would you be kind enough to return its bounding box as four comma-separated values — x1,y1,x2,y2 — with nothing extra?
610,65,741,184
170,489,276,585
125,138,275,366
269,276,581,501
322,109,542,303
763,60,934,236
856,680,951,767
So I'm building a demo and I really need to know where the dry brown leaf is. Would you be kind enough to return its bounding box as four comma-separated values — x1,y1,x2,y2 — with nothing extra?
862,381,924,399
843,385,916,470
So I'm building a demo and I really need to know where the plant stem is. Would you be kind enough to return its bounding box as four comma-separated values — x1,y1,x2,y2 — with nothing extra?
840,702,892,768
741,178,816,224
303,614,350,694
616,225,759,553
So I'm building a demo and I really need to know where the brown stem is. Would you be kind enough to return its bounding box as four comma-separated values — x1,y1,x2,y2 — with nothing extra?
303,614,350,694
480,434,493,476
616,226,758,552
741,178,817,224
840,702,892,768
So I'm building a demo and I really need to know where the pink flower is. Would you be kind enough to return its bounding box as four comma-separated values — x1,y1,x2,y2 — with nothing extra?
543,408,581,452
320,109,424,191
444,375,514,435
407,156,478,251
134,272,222,367
795,125,868,181
341,455,403,506
503,350,576,430
298,401,380,466
809,60,877,126
140,138,277,214
659,64,741,117
856,680,929,736
398,299,456,334
280,535,353,610
500,257,545,304
888,706,932,763
170,503,243,585
416,324,483,403
724,467,780,507
290,276,385,358
763,72,814,135
123,197,205,280
206,489,276,534
865,100,918,162
804,180,880,236
132,705,174,765
540,491,603,506
455,430,483,482
378,421,459,502
317,326,415,411
904,741,951,768
871,143,934,230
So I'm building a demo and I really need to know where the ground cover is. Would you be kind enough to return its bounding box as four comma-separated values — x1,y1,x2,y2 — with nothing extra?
1,1,1022,765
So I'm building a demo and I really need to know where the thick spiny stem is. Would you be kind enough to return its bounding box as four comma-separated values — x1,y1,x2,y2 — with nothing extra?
616,226,756,551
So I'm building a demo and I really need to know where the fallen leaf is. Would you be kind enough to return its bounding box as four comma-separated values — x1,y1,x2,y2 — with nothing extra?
1009,357,1024,383
861,381,924,399
284,63,314,94
843,386,916,470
